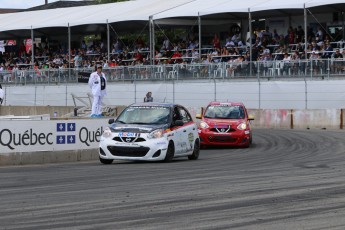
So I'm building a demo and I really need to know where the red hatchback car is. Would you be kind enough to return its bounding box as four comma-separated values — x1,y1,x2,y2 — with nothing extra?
196,102,254,148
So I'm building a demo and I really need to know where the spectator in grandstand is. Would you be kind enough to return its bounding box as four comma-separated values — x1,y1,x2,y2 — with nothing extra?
133,50,143,62
277,35,286,47
210,48,220,63
295,43,304,53
81,40,87,50
220,46,230,62
290,51,301,75
191,48,199,59
287,26,295,45
309,51,324,74
135,37,145,50
74,52,82,69
161,37,171,51
311,41,321,52
113,39,122,53
263,26,273,43
307,26,315,43
331,48,343,73
171,49,183,64
273,29,279,41
212,33,221,50
231,33,241,46
281,53,292,75
88,64,107,118
226,56,244,77
296,25,304,43
315,26,324,42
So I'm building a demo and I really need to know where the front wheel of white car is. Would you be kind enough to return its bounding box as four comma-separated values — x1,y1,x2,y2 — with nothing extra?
188,139,200,160
99,157,113,164
163,142,175,162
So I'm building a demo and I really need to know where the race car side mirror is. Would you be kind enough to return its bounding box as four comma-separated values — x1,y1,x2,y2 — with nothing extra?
195,114,202,119
108,118,115,124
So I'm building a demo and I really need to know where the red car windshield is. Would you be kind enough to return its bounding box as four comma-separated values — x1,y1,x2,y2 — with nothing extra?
204,105,245,119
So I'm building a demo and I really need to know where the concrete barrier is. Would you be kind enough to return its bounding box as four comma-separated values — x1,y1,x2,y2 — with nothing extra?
0,106,76,117
248,109,343,130
0,149,98,166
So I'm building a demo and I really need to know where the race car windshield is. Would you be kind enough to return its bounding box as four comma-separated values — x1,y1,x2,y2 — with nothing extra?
116,106,170,125
204,105,245,119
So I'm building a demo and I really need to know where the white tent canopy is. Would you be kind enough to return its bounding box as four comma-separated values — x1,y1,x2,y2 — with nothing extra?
0,0,343,33
0,0,194,31
153,0,345,19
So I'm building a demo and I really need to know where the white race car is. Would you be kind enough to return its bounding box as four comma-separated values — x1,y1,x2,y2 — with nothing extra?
99,102,200,164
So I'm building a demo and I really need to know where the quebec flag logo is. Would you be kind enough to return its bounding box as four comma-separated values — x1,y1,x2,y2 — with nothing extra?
56,135,66,144
67,123,76,132
57,123,66,132
56,122,76,145
67,135,76,144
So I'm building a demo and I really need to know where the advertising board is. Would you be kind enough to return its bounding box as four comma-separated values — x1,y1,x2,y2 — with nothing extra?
0,119,109,154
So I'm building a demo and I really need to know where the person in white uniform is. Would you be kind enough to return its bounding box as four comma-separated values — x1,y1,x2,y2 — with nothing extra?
88,64,107,117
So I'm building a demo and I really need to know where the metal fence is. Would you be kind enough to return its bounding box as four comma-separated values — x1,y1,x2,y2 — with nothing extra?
1,58,345,85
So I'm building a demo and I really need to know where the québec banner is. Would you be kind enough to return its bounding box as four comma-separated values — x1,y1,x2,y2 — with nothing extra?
0,119,108,153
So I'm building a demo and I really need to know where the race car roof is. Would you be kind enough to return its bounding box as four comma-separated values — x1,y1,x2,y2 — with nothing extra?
208,102,245,107
130,102,178,108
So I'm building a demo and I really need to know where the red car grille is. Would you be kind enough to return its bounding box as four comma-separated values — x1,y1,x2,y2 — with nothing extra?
209,127,235,133
208,135,237,143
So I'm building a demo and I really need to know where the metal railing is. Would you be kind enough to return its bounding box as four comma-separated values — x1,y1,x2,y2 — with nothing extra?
1,58,344,85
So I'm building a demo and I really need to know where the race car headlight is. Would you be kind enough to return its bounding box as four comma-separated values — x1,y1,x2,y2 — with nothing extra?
147,129,164,139
199,121,209,129
237,122,247,130
102,127,112,138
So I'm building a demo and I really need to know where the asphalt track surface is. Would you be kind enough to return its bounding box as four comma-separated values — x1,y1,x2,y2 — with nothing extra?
1,129,345,230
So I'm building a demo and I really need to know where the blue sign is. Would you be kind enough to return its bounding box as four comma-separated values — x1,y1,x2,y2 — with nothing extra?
57,123,66,132
67,123,76,132
67,135,76,144
56,123,77,145
56,135,66,144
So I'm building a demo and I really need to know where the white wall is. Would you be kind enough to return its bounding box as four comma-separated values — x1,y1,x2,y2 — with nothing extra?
2,79,345,109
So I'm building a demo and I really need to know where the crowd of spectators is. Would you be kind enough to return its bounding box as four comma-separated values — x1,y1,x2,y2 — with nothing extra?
0,24,344,82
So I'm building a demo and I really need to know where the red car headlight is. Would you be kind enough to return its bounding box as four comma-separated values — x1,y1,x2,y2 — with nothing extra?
237,122,247,130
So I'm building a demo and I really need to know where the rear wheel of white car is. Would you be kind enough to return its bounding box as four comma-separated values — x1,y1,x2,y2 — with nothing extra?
188,139,200,160
99,157,113,164
163,142,175,162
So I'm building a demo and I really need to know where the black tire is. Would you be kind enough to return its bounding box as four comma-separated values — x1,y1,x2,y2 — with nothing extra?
163,142,175,162
188,139,200,160
99,157,113,164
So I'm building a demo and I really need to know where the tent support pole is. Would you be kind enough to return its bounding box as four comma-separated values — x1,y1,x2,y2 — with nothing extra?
107,20,110,63
249,11,252,76
31,27,34,69
304,5,307,59
341,11,345,40
68,23,71,80
149,16,153,65
198,12,201,60
151,16,155,66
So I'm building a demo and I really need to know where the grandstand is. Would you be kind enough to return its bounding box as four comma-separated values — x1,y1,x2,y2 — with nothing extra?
0,0,344,111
